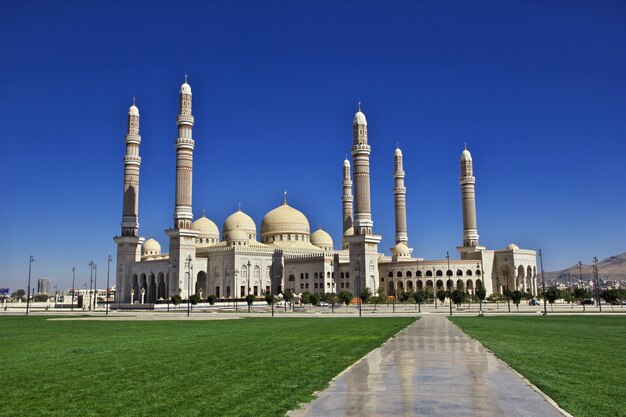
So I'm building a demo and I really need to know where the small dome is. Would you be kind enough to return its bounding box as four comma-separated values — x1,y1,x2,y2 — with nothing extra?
180,82,192,95
461,148,472,161
311,228,333,249
353,110,367,126
392,242,411,257
142,238,161,255
506,243,519,250
192,215,219,239
260,203,310,239
227,227,248,243
223,209,256,240
344,159,350,167
395,147,402,156
344,227,354,237
129,105,139,116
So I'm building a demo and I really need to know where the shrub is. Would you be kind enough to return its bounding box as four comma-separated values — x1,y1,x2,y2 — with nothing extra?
338,291,352,305
206,294,217,305
171,294,181,305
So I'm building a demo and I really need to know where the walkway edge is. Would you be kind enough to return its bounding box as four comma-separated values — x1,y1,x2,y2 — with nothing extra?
448,318,574,417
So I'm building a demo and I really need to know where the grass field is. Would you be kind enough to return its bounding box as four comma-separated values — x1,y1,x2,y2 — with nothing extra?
0,316,413,417
450,316,626,417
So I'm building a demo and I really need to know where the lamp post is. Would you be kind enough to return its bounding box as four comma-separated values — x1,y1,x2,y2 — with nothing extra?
538,249,547,316
25,256,34,315
330,260,335,314
593,257,602,312
356,255,361,317
234,269,239,312
71,266,75,312
504,257,511,313
446,251,452,316
577,261,583,289
186,255,192,316
93,263,98,311
88,261,94,311
246,260,252,313
106,255,111,316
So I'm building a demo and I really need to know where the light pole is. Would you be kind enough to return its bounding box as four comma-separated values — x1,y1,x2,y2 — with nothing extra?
93,263,98,311
71,266,75,312
234,269,239,312
106,255,112,316
186,255,192,316
26,256,34,315
330,260,335,314
538,249,547,316
593,257,602,312
88,261,94,311
356,255,361,317
246,260,252,313
504,257,511,313
577,261,583,289
247,260,252,295
446,251,452,316
54,285,57,308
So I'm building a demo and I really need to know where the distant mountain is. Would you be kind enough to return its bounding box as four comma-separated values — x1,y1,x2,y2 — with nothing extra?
543,252,626,283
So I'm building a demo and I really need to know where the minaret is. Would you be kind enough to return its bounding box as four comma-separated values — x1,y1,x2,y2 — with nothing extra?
173,76,194,230
166,78,199,300
459,145,480,251
393,146,409,246
341,158,353,248
351,103,374,235
345,104,382,293
114,102,145,303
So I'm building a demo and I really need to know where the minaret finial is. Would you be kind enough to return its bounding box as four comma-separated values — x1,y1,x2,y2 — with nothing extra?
283,190,287,205
202,209,205,217
464,142,467,150
132,97,136,106
184,73,188,83
358,101,361,112
396,142,399,150
238,202,241,212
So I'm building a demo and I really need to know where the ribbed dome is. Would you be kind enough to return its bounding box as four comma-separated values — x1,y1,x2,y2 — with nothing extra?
192,215,219,239
344,227,354,237
180,82,191,95
260,203,310,239
227,227,248,242
353,110,367,126
129,105,139,116
223,209,256,240
392,242,411,257
311,228,333,250
142,238,161,255
506,243,519,250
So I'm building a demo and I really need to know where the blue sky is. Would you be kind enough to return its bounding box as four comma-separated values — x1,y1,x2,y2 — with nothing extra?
1,0,625,290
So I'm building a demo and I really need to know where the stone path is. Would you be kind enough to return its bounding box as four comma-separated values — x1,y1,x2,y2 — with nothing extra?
289,315,568,417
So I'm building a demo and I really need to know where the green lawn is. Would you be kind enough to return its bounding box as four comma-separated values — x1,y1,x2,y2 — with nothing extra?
450,316,626,417
0,316,413,417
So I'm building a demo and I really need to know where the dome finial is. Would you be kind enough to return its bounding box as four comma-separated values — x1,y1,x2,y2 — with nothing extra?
396,142,399,150
238,202,241,212
132,96,136,106
358,101,361,112
464,142,467,150
202,209,205,217
283,190,287,205
184,73,188,83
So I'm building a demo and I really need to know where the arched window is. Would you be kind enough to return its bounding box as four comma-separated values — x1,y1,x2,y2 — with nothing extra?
436,270,443,277
406,271,412,277
397,271,403,278
426,270,433,277
466,270,473,276
456,269,463,276
416,271,422,277
388,271,393,277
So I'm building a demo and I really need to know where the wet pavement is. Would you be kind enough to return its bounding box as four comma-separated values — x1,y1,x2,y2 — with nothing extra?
289,315,568,417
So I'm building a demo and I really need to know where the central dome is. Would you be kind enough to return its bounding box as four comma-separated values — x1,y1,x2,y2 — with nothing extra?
260,203,310,242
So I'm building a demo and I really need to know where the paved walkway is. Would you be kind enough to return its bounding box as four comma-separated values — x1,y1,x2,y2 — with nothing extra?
289,315,568,417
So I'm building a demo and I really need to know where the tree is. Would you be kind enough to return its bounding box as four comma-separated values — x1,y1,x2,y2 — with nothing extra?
573,288,590,311
284,290,294,304
360,287,372,304
399,291,411,302
338,291,352,305
475,280,486,312
412,290,425,312
12,289,26,302
265,293,275,305
602,290,619,311
437,289,447,305
301,291,312,305
206,294,217,305
245,294,255,312
545,288,558,311
189,293,200,305
171,294,181,306
34,294,49,302
510,290,523,311
451,282,467,308
309,293,320,306
423,286,433,305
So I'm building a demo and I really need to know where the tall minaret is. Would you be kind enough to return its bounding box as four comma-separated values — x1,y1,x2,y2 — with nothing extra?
345,104,381,293
173,76,194,230
351,103,374,235
393,146,408,246
341,158,353,248
459,145,480,248
114,102,145,303
166,78,199,299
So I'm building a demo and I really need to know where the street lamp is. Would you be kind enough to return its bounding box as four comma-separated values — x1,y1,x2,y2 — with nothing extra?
538,249,547,316
93,263,98,311
446,251,452,316
234,269,239,312
356,255,361,317
330,260,335,314
54,284,57,308
106,255,112,316
71,267,76,312
246,260,252,313
26,256,34,315
88,261,94,312
577,261,583,289
504,257,511,313
186,255,193,316
593,257,602,312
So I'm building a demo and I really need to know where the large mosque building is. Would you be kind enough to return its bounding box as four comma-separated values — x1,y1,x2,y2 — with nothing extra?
114,79,538,305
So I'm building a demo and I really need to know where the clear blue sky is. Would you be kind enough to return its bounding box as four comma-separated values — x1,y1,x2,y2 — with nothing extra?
1,0,625,291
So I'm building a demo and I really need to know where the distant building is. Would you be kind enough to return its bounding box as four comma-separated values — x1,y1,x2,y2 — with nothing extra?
37,278,51,295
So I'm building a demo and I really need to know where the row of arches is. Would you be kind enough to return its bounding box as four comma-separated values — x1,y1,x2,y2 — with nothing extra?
387,269,482,278
386,278,483,296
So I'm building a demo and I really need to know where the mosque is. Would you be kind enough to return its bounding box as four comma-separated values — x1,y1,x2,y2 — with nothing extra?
113,79,538,305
